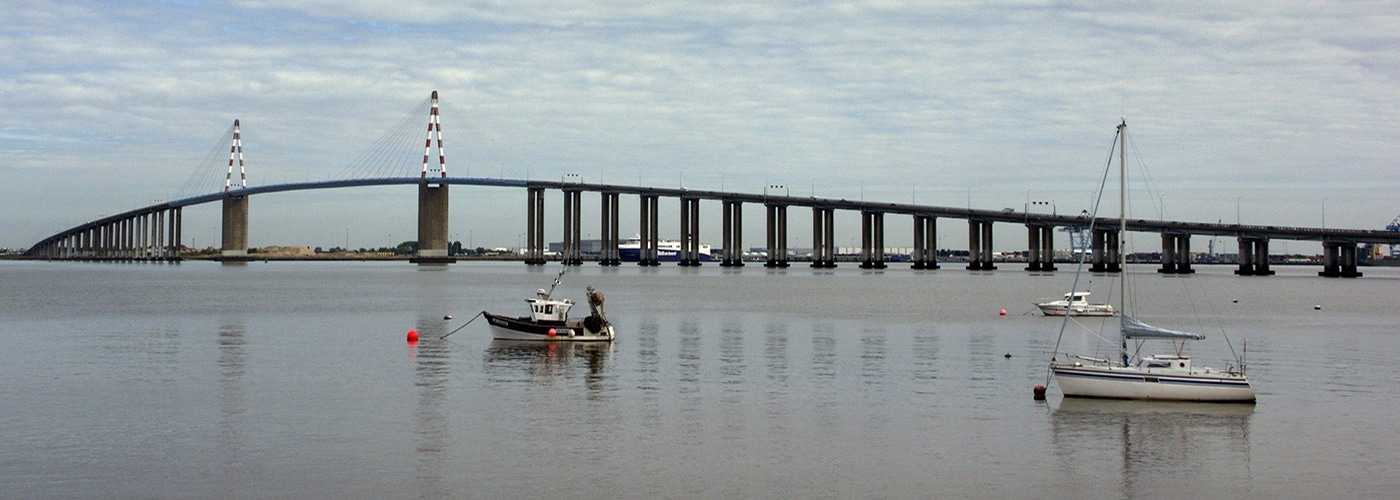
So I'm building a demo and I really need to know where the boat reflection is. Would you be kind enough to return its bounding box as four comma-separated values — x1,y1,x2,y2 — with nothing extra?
484,339,614,380
1050,398,1254,495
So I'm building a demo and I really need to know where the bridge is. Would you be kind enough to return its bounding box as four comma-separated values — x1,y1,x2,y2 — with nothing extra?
25,92,1400,278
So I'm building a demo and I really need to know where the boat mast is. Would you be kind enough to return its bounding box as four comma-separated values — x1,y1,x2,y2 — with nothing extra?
1118,119,1128,367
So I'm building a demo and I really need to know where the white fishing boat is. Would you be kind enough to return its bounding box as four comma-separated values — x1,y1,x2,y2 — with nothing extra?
1045,120,1254,403
482,269,615,341
1036,291,1115,317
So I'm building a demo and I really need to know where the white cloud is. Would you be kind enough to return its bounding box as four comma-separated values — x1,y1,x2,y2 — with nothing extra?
1,1,1396,250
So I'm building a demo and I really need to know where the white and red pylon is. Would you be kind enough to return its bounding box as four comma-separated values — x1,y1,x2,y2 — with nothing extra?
421,90,446,179
224,119,246,192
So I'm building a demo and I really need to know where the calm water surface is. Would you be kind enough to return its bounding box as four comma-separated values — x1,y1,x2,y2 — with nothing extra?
2,260,1397,498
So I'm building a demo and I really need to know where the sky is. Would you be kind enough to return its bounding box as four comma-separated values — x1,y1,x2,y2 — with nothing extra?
2,1,1397,253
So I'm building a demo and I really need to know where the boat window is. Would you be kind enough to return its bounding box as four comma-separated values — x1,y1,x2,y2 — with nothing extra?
545,305,553,314
1146,360,1171,368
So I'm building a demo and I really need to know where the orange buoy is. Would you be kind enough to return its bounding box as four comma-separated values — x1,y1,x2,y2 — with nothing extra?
999,309,1007,316
406,329,419,343
1033,385,1047,401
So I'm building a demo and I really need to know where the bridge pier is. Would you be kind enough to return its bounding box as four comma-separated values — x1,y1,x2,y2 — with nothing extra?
1089,228,1121,273
1319,241,1362,277
679,197,702,266
966,220,996,270
912,215,939,270
560,188,583,265
525,187,547,265
221,193,250,260
859,211,887,269
811,207,836,268
721,200,744,267
1025,224,1056,272
1234,237,1275,276
598,192,621,266
638,194,660,266
412,181,454,264
764,204,789,268
1158,233,1194,274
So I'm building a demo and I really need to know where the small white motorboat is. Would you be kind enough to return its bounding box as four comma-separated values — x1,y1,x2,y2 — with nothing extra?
1036,291,1115,317
482,270,615,342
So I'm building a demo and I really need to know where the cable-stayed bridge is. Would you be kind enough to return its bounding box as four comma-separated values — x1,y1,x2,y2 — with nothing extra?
25,92,1400,278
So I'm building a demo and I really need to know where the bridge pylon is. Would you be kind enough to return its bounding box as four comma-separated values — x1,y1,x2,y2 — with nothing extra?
219,119,251,260
412,91,454,264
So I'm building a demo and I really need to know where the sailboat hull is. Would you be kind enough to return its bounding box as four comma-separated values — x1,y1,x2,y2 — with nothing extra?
1051,364,1255,403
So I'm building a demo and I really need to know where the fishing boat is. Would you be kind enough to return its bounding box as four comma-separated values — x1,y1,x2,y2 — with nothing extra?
1036,291,1115,317
482,269,615,341
1046,120,1254,403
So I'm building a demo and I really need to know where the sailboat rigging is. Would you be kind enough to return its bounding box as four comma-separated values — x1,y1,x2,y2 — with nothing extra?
1043,120,1255,403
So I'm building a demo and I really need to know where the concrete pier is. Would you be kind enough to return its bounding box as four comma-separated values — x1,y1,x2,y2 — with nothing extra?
966,220,996,270
1319,241,1362,277
1234,237,1275,276
811,207,836,268
412,181,454,264
1025,224,1056,272
720,200,744,267
638,194,660,266
859,211,887,269
679,197,702,266
598,192,621,266
1157,233,1194,274
1088,228,1121,273
525,187,547,265
764,204,790,268
561,188,583,265
911,215,939,269
221,194,250,260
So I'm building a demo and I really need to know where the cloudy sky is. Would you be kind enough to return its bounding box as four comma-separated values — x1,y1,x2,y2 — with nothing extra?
2,1,1396,252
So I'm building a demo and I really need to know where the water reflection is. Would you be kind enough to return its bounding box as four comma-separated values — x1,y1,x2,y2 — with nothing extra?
410,324,453,499
1051,399,1254,495
483,340,614,382
215,319,248,496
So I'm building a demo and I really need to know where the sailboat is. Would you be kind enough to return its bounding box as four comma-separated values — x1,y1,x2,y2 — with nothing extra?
1046,120,1255,403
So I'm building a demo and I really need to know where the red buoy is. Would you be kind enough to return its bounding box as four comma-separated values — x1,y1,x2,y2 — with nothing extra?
406,329,419,343
999,309,1007,316
547,328,557,337
1033,385,1047,401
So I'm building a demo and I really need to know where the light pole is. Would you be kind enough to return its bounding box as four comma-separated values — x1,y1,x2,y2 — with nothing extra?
1236,196,1242,226
1322,197,1327,230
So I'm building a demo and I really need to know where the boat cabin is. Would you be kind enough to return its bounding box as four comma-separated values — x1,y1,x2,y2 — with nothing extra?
1136,354,1192,372
527,289,574,322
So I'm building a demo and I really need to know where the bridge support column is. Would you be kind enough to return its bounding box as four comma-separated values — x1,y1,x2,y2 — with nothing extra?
560,189,583,265
638,194,660,266
811,207,836,268
967,220,996,270
1319,241,1362,277
412,181,454,264
859,211,887,269
721,200,744,267
172,207,183,261
221,194,250,260
1235,237,1275,276
764,204,789,268
599,192,620,266
912,215,939,270
1158,233,1195,274
1025,225,1056,272
525,188,546,265
678,197,702,266
1089,228,1121,273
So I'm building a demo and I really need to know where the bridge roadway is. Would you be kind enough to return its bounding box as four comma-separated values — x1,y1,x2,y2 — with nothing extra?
26,176,1400,277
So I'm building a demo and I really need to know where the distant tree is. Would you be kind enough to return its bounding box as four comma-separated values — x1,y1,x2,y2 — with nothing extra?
394,241,418,255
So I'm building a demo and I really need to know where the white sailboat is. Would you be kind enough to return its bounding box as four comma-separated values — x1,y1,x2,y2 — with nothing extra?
1046,120,1255,403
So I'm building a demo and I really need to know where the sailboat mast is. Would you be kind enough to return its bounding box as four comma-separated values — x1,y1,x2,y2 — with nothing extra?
1117,119,1128,367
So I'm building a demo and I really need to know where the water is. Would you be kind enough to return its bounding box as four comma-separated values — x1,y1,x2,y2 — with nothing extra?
2,260,1397,498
